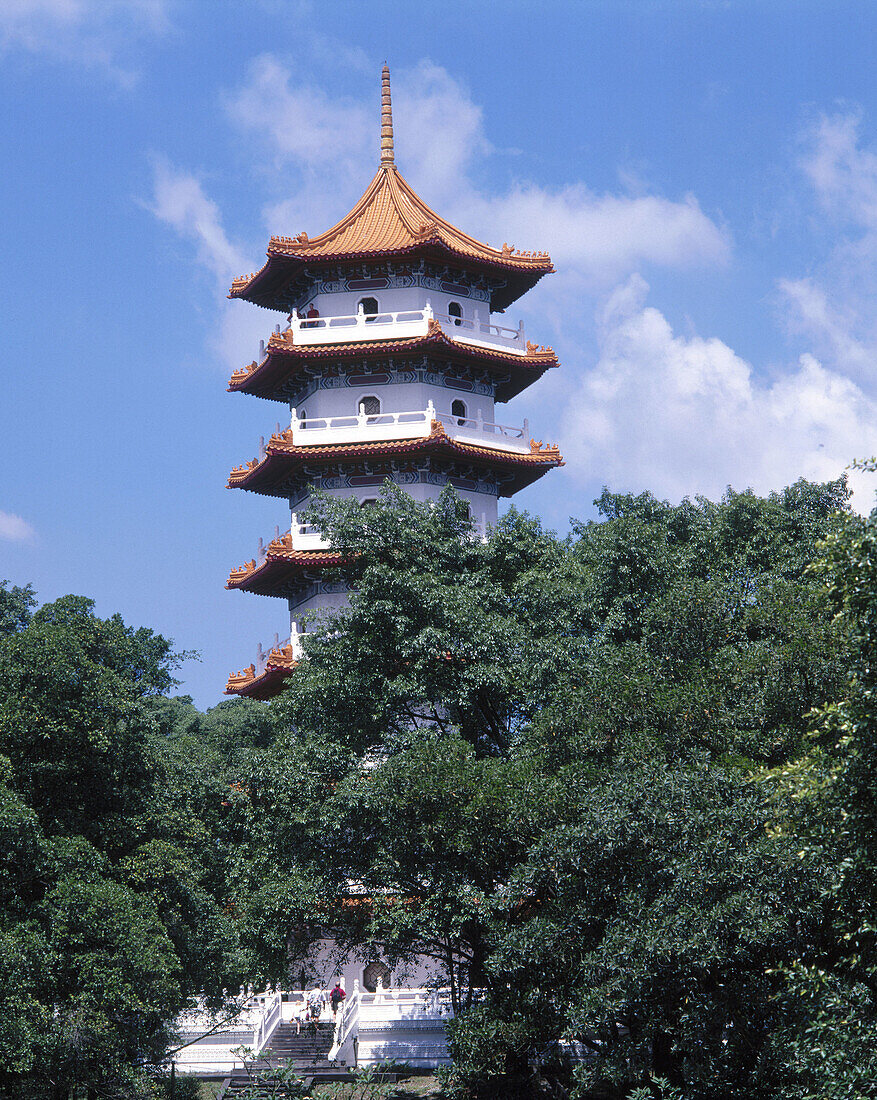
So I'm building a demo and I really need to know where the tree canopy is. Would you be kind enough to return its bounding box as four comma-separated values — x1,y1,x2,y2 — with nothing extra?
219,477,871,1099
4,471,877,1100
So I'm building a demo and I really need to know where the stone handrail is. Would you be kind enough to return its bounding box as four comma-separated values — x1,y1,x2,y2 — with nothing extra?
289,400,530,453
252,989,283,1053
329,981,361,1062
277,302,526,355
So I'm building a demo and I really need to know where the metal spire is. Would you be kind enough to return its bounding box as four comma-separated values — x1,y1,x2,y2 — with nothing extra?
380,64,394,167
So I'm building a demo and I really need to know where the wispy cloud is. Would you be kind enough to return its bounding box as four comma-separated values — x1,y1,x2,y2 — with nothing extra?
146,156,248,283
0,510,36,543
0,0,170,86
225,56,730,285
779,110,877,385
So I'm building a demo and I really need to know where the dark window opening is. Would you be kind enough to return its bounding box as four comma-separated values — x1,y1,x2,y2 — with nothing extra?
448,301,463,326
360,395,381,417
451,399,467,425
363,961,392,993
359,296,379,322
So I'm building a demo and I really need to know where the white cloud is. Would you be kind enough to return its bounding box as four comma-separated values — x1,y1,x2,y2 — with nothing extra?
223,57,730,284
146,158,248,283
0,0,169,86
562,276,876,510
0,510,36,543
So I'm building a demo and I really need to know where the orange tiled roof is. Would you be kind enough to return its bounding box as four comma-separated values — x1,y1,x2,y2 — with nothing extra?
260,165,551,271
225,642,298,699
227,420,564,499
229,70,552,313
227,320,559,404
227,531,343,596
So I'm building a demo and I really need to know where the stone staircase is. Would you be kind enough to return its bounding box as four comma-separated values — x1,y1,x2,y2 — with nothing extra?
218,1022,350,1097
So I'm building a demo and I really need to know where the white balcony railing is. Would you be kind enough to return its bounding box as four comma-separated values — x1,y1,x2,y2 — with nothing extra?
289,399,531,454
276,302,527,356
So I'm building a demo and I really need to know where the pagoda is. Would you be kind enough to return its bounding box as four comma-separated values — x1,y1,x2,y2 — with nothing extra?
225,67,563,699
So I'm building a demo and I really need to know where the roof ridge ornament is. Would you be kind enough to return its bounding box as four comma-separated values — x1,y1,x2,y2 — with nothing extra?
381,64,394,167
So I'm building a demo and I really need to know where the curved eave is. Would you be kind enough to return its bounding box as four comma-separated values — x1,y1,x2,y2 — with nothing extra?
228,425,564,500
228,329,559,404
229,243,553,315
227,548,344,597
225,655,297,700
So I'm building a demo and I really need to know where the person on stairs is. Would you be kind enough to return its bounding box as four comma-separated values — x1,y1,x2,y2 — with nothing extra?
306,984,325,1032
330,980,346,1020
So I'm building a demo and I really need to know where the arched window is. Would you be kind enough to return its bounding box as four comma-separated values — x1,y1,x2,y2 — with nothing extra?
358,296,379,322
448,301,463,326
359,395,381,418
451,399,467,425
298,407,307,425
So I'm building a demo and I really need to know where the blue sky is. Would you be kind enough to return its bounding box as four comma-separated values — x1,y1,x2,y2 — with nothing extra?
2,0,877,708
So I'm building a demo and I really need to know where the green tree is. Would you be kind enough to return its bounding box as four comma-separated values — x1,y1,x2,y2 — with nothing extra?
0,593,243,1098
232,478,856,1099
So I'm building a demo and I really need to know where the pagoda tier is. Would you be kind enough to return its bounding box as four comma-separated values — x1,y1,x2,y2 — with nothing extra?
227,419,564,500
228,319,558,405
229,168,553,316
225,640,298,699
227,531,343,599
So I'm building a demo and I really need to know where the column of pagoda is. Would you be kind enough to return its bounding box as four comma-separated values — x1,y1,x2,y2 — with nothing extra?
224,67,563,700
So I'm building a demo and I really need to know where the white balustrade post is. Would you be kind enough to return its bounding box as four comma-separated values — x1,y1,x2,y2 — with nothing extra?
476,408,484,430
426,399,435,422
518,320,525,341
357,402,367,426
259,435,266,460
357,303,365,328
523,417,529,438
257,537,265,563
290,407,299,431
290,512,298,540
425,300,433,321
259,338,266,358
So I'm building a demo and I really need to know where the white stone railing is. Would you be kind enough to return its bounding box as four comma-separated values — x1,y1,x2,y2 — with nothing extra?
172,988,285,1076
276,302,526,355
252,989,283,1053
290,513,330,550
290,399,530,454
329,980,361,1062
173,986,454,1075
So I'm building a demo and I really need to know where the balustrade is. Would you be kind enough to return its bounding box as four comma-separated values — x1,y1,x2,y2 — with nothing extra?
274,302,527,355
289,399,530,453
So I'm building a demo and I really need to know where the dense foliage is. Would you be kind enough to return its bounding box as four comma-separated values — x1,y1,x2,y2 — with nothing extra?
2,469,876,1100
225,479,872,1099
0,586,258,1099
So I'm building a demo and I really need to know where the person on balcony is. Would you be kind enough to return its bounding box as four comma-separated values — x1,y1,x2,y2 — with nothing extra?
302,304,320,329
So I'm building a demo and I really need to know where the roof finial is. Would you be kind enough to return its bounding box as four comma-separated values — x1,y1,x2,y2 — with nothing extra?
380,64,394,167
